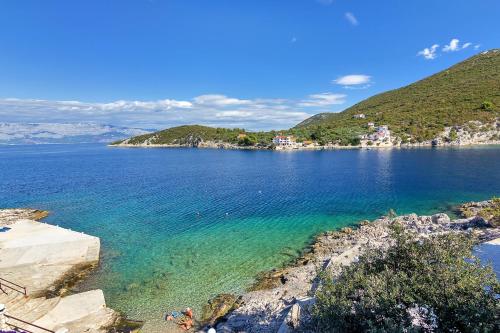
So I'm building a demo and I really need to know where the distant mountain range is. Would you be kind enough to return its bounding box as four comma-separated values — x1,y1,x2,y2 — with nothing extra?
117,49,500,147
0,123,150,144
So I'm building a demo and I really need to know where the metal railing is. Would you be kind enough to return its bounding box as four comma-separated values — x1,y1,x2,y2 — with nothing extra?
5,314,55,333
0,277,28,296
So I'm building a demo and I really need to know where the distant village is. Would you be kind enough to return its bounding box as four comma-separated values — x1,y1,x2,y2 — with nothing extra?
270,113,392,149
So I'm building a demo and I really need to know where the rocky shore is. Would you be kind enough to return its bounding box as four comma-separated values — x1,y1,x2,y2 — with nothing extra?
203,199,500,332
111,120,500,151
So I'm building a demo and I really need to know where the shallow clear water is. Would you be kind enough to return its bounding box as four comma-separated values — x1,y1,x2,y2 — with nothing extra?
1,144,499,330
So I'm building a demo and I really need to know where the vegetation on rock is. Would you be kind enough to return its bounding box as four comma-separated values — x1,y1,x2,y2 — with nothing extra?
312,224,500,332
478,197,500,227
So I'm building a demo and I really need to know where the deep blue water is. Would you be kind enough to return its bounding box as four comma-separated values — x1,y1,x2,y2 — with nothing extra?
0,144,499,330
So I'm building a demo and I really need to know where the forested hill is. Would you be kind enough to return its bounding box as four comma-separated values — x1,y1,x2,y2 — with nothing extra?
113,125,274,146
116,50,499,146
294,49,500,142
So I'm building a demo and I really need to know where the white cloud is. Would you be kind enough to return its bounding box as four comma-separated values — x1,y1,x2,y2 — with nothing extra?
419,39,480,60
215,111,253,118
298,93,346,107
0,92,346,131
417,44,439,60
462,42,472,49
345,12,359,26
474,44,481,50
192,94,251,106
333,74,371,86
443,38,460,52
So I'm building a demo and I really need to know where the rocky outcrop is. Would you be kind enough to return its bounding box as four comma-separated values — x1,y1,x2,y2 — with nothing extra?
201,294,243,327
214,201,500,332
0,209,48,226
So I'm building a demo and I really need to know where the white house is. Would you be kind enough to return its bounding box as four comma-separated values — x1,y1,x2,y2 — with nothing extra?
272,135,294,146
353,114,366,119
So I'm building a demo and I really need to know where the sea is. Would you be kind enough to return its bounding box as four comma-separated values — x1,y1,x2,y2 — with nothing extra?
1,143,499,331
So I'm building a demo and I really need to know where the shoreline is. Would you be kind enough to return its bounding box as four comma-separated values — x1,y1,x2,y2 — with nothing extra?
109,140,500,151
202,198,500,331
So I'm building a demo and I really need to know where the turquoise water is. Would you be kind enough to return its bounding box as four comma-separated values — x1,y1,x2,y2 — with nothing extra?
1,144,499,330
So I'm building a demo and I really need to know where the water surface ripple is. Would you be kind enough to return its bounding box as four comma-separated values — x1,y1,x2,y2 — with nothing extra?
1,144,499,330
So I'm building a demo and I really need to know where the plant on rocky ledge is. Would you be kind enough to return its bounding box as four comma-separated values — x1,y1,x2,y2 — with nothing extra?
479,197,500,227
448,128,458,142
312,224,500,332
481,100,494,111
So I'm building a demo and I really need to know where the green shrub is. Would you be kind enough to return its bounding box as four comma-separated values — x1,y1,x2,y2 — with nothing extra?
312,225,500,332
238,136,256,146
481,100,494,111
449,128,458,141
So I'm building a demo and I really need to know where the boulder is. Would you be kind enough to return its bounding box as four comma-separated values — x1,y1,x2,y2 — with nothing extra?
201,294,243,327
431,213,451,224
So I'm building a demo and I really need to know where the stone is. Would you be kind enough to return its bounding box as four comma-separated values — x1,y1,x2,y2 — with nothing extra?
431,213,451,224
201,294,243,326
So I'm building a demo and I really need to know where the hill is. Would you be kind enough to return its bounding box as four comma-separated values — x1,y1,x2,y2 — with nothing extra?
114,125,275,147
293,49,500,143
116,50,500,147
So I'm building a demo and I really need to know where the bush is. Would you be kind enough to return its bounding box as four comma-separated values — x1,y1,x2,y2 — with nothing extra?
481,100,494,111
448,128,458,142
479,197,500,227
238,136,256,146
312,225,500,332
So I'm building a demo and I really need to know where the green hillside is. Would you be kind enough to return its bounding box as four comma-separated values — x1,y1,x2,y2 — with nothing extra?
293,49,500,143
116,124,274,146
118,50,499,147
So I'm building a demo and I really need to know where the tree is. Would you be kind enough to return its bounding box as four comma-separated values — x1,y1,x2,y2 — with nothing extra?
313,225,500,332
238,136,256,146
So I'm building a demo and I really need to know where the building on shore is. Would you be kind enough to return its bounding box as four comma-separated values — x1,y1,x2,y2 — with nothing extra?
360,125,392,145
272,135,295,146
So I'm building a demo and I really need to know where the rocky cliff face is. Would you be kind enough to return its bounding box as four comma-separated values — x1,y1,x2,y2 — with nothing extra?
433,120,500,146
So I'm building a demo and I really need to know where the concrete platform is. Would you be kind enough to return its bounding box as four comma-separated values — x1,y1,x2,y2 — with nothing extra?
0,209,120,332
0,219,100,294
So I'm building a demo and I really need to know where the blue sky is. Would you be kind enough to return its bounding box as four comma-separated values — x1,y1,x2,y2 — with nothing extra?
0,0,499,130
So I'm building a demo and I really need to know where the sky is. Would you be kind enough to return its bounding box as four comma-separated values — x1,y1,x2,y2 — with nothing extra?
0,0,499,131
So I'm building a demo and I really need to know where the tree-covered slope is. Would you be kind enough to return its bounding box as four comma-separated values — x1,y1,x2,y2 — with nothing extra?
295,49,500,142
115,124,274,146
118,50,499,146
